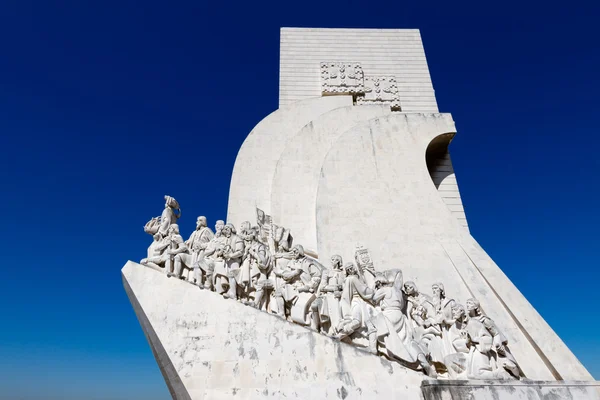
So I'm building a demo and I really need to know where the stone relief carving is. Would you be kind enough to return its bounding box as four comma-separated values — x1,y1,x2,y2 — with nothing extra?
356,76,401,110
320,62,365,95
143,195,182,238
138,195,523,380
320,63,402,111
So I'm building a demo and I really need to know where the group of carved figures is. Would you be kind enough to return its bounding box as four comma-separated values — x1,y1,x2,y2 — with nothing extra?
141,195,523,380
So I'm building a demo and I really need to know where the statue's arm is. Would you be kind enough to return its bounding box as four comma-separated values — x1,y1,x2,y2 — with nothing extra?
173,242,188,255
372,288,387,304
199,230,214,249
227,240,244,259
255,246,268,266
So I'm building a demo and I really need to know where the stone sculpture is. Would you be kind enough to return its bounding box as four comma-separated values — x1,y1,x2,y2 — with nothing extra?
238,226,270,305
217,224,244,299
143,195,182,238
272,244,324,324
162,224,187,278
311,254,345,334
199,219,226,290
336,262,374,340
138,197,523,380
140,233,169,269
370,271,437,377
465,298,522,379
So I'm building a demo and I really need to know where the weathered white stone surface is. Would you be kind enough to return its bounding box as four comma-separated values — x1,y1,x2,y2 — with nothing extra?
122,261,427,400
270,104,391,253
128,27,598,400
315,112,593,381
227,95,352,229
421,380,600,400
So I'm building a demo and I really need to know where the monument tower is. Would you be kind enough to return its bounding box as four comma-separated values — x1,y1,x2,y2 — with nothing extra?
122,28,599,399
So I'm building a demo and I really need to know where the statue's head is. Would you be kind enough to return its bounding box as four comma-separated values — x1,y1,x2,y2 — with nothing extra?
164,195,179,209
432,282,445,298
240,220,251,233
215,220,225,234
452,303,466,320
222,223,235,238
343,262,357,276
404,281,418,295
415,305,427,317
169,224,180,235
291,244,304,259
196,216,207,229
330,254,343,270
374,274,388,289
245,227,257,242
466,298,480,314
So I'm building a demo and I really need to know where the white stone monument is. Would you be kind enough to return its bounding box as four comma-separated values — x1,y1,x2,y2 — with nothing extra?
123,28,599,399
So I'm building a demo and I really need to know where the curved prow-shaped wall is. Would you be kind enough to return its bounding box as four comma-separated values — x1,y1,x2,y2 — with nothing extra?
270,104,392,254
227,99,593,383
315,112,593,381
227,96,353,228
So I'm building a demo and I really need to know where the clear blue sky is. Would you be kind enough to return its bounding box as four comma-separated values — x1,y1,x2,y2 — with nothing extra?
0,1,598,399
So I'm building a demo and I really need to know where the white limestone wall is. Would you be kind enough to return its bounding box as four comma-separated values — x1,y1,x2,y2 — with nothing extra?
227,96,352,228
279,28,438,112
270,104,391,254
429,152,469,230
122,262,426,400
315,112,593,381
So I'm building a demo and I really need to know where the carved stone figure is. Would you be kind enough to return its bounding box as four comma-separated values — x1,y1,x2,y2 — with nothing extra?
465,298,522,380
256,207,293,257
143,195,181,238
430,282,457,367
219,223,245,299
239,221,253,239
443,303,471,378
214,219,225,237
164,224,187,278
311,254,345,334
140,233,170,269
198,220,226,290
369,271,437,377
336,262,376,342
240,227,272,308
159,195,181,237
404,281,435,327
404,281,441,362
272,245,324,324
177,216,214,286
136,209,526,380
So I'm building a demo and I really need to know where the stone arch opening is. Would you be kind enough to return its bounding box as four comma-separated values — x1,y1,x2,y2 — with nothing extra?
426,133,455,189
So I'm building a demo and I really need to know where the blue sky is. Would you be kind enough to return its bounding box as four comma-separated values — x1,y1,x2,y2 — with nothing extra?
0,1,598,399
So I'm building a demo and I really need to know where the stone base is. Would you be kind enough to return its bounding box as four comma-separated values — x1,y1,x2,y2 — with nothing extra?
421,380,600,400
123,261,600,399
122,261,427,400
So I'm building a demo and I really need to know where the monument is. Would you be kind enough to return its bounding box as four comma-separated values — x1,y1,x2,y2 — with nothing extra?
122,28,599,399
